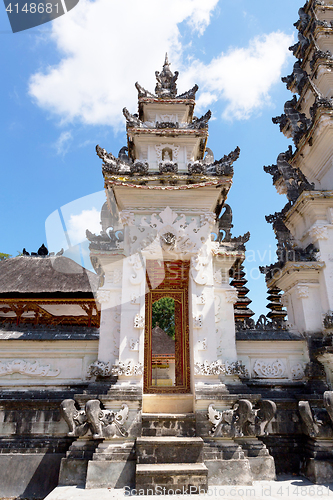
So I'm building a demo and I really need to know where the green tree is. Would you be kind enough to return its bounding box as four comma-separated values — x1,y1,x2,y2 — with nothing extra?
0,253,11,261
152,297,175,339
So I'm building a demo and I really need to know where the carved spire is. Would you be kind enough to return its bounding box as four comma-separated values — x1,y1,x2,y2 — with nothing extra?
266,287,287,327
155,53,179,98
230,263,254,326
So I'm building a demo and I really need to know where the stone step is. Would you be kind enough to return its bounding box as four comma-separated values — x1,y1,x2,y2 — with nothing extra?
141,412,196,437
136,436,204,464
136,463,208,494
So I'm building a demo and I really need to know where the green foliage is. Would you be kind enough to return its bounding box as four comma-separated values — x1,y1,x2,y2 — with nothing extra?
152,297,175,339
0,253,11,261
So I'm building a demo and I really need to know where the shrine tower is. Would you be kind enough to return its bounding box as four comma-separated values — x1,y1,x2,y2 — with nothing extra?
89,54,248,413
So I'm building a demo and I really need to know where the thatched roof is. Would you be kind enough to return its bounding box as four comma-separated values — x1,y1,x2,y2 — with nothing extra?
0,256,99,294
152,325,175,355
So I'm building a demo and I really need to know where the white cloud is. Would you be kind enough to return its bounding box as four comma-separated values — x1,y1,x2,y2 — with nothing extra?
182,32,294,120
54,130,72,155
66,207,101,246
28,0,292,126
28,0,219,129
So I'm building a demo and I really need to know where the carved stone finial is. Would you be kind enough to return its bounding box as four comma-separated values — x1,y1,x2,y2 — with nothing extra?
155,53,179,98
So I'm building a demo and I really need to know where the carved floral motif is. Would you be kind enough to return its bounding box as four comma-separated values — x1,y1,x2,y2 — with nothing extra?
252,359,286,379
194,360,249,377
119,211,135,226
87,360,112,378
225,289,239,304
198,338,207,351
0,359,60,377
111,360,143,376
129,338,139,351
291,363,305,380
96,289,112,304
134,314,145,329
193,315,203,328
296,285,309,299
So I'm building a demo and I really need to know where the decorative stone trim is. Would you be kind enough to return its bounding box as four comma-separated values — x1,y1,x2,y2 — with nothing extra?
291,363,305,380
119,210,135,226
324,311,333,330
281,293,289,307
129,338,139,351
131,294,139,304
200,212,215,227
196,293,206,304
193,315,203,328
252,359,287,379
225,289,239,304
155,144,180,162
194,360,249,377
295,285,309,299
96,289,112,304
60,399,129,439
134,314,145,329
111,361,143,376
87,360,112,378
308,224,329,241
0,359,60,377
198,338,207,351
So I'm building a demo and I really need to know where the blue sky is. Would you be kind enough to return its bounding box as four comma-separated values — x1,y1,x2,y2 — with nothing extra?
0,0,302,317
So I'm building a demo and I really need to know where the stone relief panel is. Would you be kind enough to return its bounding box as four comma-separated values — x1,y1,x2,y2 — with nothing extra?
96,289,112,305
87,360,112,378
0,359,60,377
129,254,144,285
225,289,239,304
197,338,207,351
291,363,306,380
194,360,249,377
252,359,287,379
60,399,129,439
134,314,145,329
308,224,329,241
155,144,180,162
111,360,143,376
129,338,139,351
193,315,203,328
208,399,276,438
296,285,309,299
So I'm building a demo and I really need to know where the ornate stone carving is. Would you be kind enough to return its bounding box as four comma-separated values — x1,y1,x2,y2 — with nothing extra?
206,147,240,176
96,145,121,174
131,160,149,175
282,60,308,94
308,224,329,241
96,289,111,305
123,107,142,128
198,338,207,351
129,254,144,285
177,84,199,100
323,311,333,329
253,359,287,379
272,95,311,146
87,360,112,378
194,360,249,377
155,144,180,162
191,247,210,285
193,315,203,328
129,338,139,351
159,161,178,174
155,54,178,98
196,293,206,305
296,285,309,299
189,110,211,130
291,363,305,380
134,314,145,329
119,211,135,226
111,360,143,376
264,147,314,204
225,289,239,304
0,359,60,377
208,399,276,438
188,161,207,175
298,393,333,439
289,32,310,59
60,399,129,439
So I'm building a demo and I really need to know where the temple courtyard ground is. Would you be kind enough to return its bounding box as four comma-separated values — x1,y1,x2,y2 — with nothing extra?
44,476,333,500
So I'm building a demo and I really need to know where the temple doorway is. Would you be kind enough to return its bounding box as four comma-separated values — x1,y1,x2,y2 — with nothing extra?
144,260,191,395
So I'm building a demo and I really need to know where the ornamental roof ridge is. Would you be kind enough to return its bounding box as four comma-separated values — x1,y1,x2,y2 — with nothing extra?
135,54,199,101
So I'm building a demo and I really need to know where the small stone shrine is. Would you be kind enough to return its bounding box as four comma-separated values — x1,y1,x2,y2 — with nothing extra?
1,2,333,496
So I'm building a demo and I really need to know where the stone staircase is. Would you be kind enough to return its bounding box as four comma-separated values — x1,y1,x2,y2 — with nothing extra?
136,414,208,494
